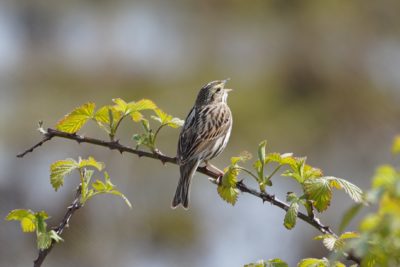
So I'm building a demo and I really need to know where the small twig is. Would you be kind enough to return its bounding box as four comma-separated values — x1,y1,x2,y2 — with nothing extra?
19,127,361,265
33,188,82,267
17,135,53,158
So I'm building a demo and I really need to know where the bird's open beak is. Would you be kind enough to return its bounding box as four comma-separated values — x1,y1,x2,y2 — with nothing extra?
221,79,232,92
222,78,230,85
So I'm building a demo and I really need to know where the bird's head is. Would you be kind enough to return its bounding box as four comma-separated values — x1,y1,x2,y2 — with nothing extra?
195,79,232,106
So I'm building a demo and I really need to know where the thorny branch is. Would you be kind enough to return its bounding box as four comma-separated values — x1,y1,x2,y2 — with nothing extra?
33,187,82,267
18,127,361,266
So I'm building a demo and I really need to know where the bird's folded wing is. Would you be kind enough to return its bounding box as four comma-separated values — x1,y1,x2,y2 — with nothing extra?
178,104,231,164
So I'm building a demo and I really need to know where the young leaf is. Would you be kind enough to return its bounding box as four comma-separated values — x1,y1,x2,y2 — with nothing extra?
218,167,240,204
50,159,78,191
128,99,157,112
130,111,143,122
245,258,288,267
284,201,299,230
94,105,121,130
37,229,63,250
78,156,104,171
314,234,341,251
217,186,240,205
35,211,49,233
281,157,307,183
303,178,332,212
37,231,52,250
6,209,37,232
326,177,363,203
87,172,132,208
93,105,112,124
258,140,267,163
297,257,329,267
217,154,250,205
264,259,288,267
56,102,95,133
151,108,184,128
112,98,129,114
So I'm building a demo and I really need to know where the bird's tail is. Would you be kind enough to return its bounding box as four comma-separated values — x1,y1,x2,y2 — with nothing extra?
172,160,200,209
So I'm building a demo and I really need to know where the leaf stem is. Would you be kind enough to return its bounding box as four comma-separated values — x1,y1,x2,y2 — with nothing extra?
266,165,282,181
235,166,260,182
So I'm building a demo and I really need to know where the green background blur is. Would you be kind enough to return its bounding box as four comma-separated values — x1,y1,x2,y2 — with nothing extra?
1,1,399,266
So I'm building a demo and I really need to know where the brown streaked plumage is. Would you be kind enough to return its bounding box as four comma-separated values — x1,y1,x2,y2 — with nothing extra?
172,79,233,209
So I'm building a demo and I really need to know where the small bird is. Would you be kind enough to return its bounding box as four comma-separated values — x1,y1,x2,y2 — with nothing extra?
172,79,233,209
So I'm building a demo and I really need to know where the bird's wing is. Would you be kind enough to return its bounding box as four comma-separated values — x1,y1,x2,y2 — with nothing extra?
178,104,231,164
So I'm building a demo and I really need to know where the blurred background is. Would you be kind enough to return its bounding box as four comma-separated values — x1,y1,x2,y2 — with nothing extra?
1,0,400,266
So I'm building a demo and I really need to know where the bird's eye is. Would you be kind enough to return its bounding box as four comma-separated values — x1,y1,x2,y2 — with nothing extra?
216,88,221,93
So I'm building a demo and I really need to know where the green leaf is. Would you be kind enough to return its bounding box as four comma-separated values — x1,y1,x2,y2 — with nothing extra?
217,186,239,205
314,233,358,252
130,111,143,122
79,156,104,171
303,165,323,179
315,234,340,251
94,105,113,123
128,99,157,112
128,99,157,122
338,203,363,233
94,105,121,130
6,209,37,232
37,231,52,250
258,140,267,163
284,201,299,229
88,172,132,208
281,157,307,183
245,258,288,267
37,228,63,250
35,211,49,233
264,259,288,267
92,180,107,191
80,169,94,204
50,159,78,191
132,133,150,148
392,135,400,154
297,258,329,267
112,98,129,114
218,153,251,205
286,192,298,203
56,102,95,133
326,177,363,203
218,166,240,204
304,178,332,212
151,108,184,128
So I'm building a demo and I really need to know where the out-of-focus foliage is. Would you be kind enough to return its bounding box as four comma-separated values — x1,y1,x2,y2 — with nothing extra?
249,135,400,267
347,137,400,267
